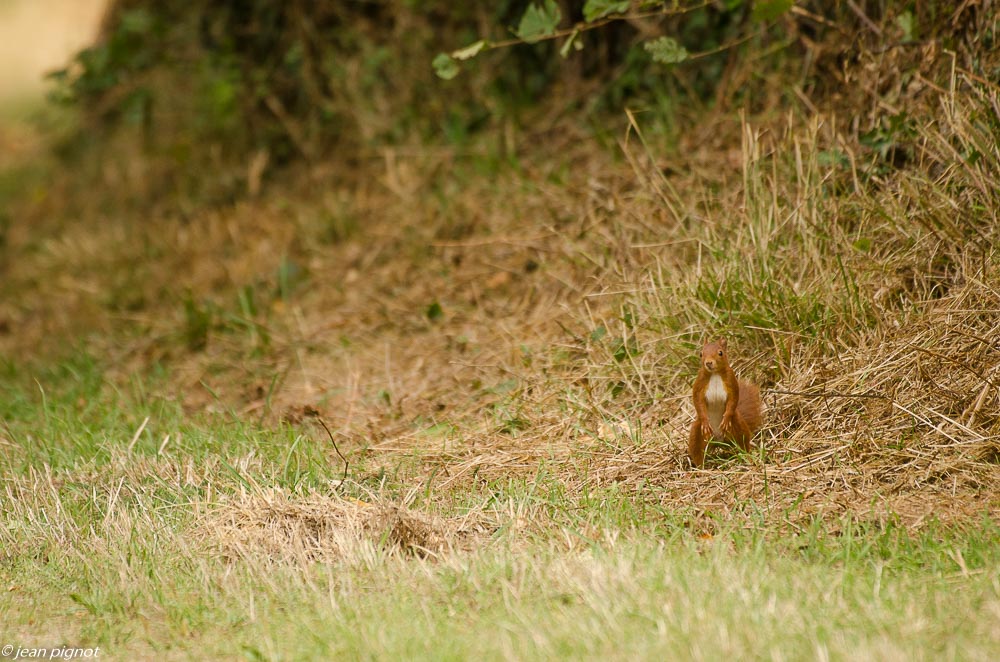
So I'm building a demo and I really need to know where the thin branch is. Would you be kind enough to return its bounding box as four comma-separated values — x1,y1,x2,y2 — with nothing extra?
317,416,349,488
767,389,889,400
686,28,766,62
480,2,712,52
908,343,999,389
846,0,883,36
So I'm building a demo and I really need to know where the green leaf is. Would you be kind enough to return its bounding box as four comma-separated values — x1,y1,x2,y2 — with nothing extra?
516,0,562,44
896,11,916,42
426,301,444,321
612,338,639,362
559,29,582,58
452,40,488,61
644,37,689,64
583,0,631,22
432,53,460,80
119,9,154,35
378,389,392,406
751,0,794,22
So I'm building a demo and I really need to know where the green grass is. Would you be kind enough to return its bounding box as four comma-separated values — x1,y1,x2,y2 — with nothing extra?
1,352,998,660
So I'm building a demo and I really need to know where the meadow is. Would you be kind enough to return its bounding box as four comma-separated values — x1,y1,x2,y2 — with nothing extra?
1,2,999,659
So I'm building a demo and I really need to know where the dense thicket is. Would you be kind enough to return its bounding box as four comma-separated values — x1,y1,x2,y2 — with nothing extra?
49,1,996,204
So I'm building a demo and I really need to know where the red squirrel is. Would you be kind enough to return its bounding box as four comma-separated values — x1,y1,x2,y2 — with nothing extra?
688,338,762,467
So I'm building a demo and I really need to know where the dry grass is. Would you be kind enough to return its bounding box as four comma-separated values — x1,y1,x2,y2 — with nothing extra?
4,60,1000,537
201,487,489,564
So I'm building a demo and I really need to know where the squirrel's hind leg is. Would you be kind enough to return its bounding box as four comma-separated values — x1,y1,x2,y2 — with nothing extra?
688,420,708,468
729,413,753,453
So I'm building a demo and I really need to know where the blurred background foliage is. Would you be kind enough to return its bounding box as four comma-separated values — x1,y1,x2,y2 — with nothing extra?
43,0,997,208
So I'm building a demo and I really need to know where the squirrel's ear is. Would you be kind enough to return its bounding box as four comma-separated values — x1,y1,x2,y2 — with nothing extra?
719,338,727,349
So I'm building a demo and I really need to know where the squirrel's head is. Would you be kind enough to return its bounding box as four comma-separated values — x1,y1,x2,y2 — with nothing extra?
700,338,728,372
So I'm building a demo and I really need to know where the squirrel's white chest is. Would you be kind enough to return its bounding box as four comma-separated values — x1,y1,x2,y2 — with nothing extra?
705,374,728,434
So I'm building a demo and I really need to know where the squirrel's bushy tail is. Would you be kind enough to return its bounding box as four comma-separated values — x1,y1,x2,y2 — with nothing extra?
738,381,763,434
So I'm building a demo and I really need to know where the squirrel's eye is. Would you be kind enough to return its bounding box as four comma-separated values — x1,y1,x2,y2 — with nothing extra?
718,350,723,356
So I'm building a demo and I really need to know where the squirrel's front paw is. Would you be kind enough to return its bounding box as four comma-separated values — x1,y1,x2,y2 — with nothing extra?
699,419,713,438
720,416,733,434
